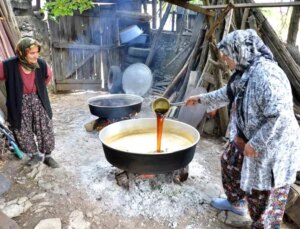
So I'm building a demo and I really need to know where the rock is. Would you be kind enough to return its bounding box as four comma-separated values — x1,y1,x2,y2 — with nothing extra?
84,119,97,132
68,210,91,229
0,210,20,229
30,193,47,201
0,174,11,195
38,202,53,207
33,207,47,214
34,218,62,229
17,197,28,205
2,197,32,218
201,183,223,203
217,211,251,228
27,164,44,180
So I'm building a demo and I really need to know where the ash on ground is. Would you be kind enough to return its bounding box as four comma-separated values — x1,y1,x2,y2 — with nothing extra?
79,154,222,223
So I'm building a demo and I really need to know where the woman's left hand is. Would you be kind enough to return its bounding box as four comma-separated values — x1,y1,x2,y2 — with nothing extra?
185,96,200,107
243,143,258,158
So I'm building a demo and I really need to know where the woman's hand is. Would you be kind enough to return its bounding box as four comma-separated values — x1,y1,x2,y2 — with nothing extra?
186,96,200,106
243,143,258,158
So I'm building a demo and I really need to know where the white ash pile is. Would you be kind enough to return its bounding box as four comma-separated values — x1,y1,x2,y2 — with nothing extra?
79,159,223,223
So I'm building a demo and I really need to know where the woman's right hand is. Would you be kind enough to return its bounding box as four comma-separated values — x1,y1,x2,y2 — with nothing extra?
234,136,246,151
186,96,200,107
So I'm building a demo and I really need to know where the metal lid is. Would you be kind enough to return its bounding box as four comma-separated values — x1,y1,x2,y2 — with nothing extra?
122,63,152,97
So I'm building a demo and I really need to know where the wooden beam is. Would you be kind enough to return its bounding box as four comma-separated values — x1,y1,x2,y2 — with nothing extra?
56,79,101,84
145,4,172,66
201,1,300,10
152,0,157,29
241,8,250,30
206,3,234,41
52,42,116,50
163,0,215,16
116,10,152,21
247,0,300,101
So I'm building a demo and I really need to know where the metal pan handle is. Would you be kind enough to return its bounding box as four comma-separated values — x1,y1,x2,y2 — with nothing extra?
170,101,185,107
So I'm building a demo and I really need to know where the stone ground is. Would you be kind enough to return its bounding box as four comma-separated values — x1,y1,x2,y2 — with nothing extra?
0,91,297,229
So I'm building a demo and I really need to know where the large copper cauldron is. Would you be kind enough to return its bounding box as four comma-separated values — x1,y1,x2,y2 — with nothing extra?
99,118,200,174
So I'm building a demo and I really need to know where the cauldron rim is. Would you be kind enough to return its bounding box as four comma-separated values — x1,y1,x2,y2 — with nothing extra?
99,118,200,155
99,118,200,173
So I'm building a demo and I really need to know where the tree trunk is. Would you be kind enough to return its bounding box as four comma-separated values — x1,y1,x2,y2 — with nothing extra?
287,0,300,46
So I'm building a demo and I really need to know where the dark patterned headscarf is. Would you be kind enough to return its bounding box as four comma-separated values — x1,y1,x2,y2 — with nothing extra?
15,37,41,71
217,29,274,71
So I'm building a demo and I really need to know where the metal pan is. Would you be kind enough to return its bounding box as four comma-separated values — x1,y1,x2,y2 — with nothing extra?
88,94,143,119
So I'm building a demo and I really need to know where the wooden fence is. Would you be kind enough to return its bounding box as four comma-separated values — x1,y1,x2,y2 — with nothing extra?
48,3,120,92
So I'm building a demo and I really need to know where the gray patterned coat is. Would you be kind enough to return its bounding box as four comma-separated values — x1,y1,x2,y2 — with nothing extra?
199,29,300,192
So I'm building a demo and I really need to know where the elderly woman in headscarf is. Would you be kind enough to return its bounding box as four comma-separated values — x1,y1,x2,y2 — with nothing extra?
0,37,59,168
186,29,300,228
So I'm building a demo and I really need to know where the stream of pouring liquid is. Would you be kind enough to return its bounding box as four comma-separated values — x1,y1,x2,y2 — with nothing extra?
155,109,167,152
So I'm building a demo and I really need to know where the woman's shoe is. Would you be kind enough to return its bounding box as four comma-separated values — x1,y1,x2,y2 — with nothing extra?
211,198,248,216
44,157,59,168
27,154,43,166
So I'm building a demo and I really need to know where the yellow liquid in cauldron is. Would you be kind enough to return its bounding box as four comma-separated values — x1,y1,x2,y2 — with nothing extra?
106,132,193,154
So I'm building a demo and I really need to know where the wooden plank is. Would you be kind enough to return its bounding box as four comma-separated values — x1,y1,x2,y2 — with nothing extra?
175,14,207,102
56,79,101,83
65,47,100,79
56,83,102,91
116,10,152,21
164,0,215,16
52,42,116,50
201,1,300,9
206,3,234,41
152,0,157,29
145,3,172,66
285,184,300,227
202,73,216,85
163,60,189,98
241,8,250,29
247,0,300,101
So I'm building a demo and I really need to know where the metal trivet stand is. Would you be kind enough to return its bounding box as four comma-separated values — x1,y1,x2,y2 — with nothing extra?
93,113,137,131
115,166,189,190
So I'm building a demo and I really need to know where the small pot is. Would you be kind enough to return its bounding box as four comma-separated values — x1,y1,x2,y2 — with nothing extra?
120,25,143,44
88,94,143,119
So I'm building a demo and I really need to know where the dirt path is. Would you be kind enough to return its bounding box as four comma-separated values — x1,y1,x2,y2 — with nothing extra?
0,92,296,229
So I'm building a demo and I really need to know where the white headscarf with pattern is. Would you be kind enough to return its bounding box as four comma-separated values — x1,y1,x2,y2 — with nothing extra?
217,29,274,71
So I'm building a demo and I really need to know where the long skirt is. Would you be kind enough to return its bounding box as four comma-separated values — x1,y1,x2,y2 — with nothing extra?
13,94,55,156
221,142,290,229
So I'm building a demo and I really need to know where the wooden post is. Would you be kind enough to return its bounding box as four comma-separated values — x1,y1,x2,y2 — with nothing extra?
162,60,189,98
171,10,175,32
152,0,157,29
241,8,250,29
247,0,300,101
175,9,187,53
159,0,162,20
175,15,207,102
145,3,172,66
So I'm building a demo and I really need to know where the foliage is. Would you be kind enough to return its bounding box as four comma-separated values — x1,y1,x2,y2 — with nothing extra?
42,0,93,17
189,0,204,3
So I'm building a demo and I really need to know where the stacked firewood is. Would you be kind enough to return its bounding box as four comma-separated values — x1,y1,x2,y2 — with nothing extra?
0,0,20,118
157,0,300,135
0,0,20,59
